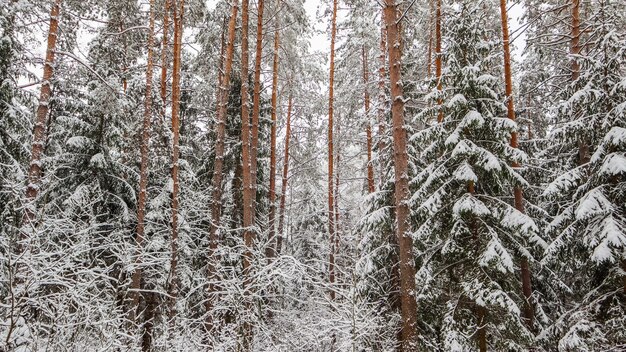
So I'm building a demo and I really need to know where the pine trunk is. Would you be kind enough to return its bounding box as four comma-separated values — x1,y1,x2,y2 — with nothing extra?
215,17,227,132
240,0,253,272
168,0,184,323
267,2,279,259
328,0,338,302
209,0,238,275
239,0,255,348
435,0,443,123
363,46,375,194
160,0,171,117
383,1,419,349
250,0,266,229
277,92,293,255
23,0,62,230
498,0,534,330
377,9,387,188
130,0,156,334
207,0,239,332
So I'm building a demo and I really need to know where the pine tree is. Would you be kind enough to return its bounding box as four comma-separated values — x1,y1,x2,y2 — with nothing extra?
130,0,156,347
383,0,419,349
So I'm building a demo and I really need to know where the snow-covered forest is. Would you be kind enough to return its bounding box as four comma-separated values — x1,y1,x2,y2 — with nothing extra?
1,0,625,350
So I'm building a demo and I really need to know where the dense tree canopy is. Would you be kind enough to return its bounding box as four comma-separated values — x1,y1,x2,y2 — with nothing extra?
1,0,625,351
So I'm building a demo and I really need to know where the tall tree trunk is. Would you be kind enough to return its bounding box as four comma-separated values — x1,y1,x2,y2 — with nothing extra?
363,46,375,194
160,0,171,117
328,0,338,302
250,0,266,230
239,0,255,348
240,0,253,271
130,0,156,339
570,0,588,165
23,0,62,230
383,1,419,350
168,0,184,325
210,0,239,242
215,17,227,131
570,0,580,82
142,291,157,351
207,0,239,332
498,0,534,331
276,91,293,255
435,0,443,123
204,20,226,338
265,0,280,260
377,9,387,188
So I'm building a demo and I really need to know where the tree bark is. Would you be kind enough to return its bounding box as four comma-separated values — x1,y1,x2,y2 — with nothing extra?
23,0,62,230
215,17,227,133
267,1,279,259
277,92,293,256
377,9,387,188
207,0,239,332
435,0,443,123
383,1,419,350
250,0,266,208
570,0,588,165
130,0,156,339
498,0,534,331
240,0,253,271
239,0,255,348
160,0,171,117
328,0,338,302
363,46,375,194
210,0,238,243
168,0,184,326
